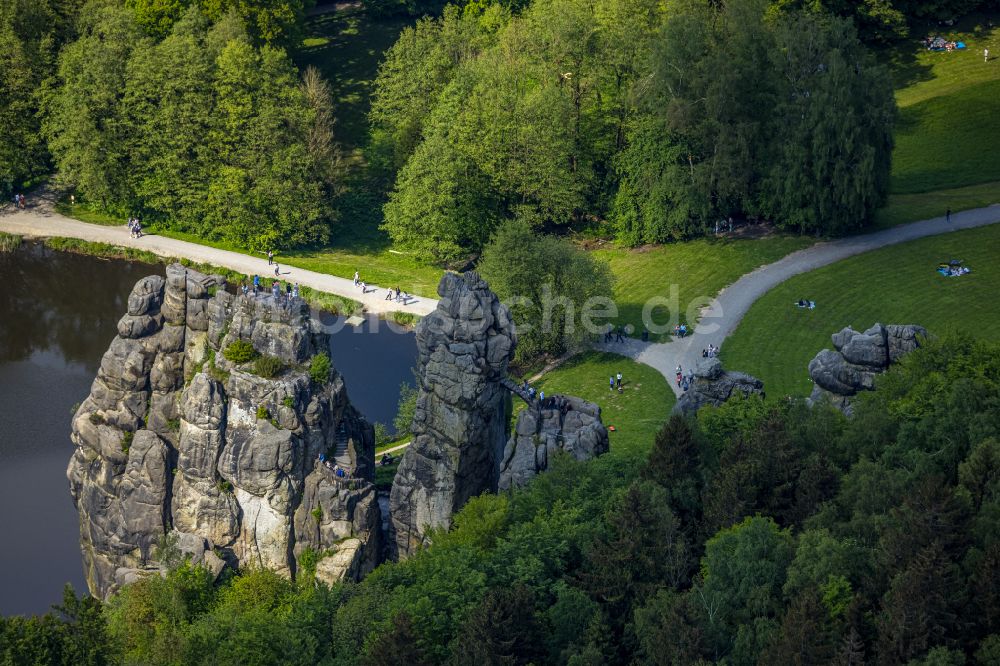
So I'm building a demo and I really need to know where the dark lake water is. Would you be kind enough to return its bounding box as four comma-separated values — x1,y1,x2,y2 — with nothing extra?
0,244,416,616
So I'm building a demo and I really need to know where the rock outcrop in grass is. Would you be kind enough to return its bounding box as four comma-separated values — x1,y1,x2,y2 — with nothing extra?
672,358,764,416
807,323,927,413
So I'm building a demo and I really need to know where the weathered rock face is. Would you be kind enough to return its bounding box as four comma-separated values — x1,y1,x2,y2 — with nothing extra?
672,358,764,416
808,323,927,413
499,396,609,491
388,272,516,559
68,264,379,599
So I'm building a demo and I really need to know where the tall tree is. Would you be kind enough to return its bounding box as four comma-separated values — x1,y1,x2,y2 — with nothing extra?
477,217,613,361
0,0,78,196
695,515,795,659
761,11,894,235
449,585,546,666
875,543,965,665
579,482,692,620
123,6,220,225
43,0,149,210
205,40,330,250
643,414,703,527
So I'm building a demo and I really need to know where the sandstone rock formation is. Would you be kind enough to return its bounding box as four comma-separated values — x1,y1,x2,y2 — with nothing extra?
672,358,764,416
808,323,927,413
499,396,609,491
68,264,379,599
388,272,516,558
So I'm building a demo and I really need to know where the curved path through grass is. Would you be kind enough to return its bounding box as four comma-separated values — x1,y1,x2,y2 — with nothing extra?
0,192,438,317
596,204,1000,395
4,191,1000,397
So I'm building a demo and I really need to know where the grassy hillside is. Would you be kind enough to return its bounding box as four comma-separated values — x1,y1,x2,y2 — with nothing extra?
722,223,1000,398
593,235,814,341
876,14,1000,226
513,351,675,457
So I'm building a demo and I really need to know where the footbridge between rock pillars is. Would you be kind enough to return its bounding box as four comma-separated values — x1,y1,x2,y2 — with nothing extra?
500,376,534,405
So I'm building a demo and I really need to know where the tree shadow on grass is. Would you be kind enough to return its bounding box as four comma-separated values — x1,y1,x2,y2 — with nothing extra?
295,7,412,151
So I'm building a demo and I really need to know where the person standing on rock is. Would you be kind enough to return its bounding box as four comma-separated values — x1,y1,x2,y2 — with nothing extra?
292,283,299,299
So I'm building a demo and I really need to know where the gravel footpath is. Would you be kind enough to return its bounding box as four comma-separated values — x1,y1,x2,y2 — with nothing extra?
596,205,1000,396
0,197,438,317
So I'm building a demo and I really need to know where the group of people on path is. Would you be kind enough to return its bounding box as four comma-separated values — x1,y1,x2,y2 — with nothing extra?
676,365,694,391
11,193,26,209
353,271,411,305
127,217,143,238
384,285,408,303
604,323,628,343
702,344,719,358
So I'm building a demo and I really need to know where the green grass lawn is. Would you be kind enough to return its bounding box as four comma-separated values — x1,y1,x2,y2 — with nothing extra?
55,201,121,226
874,180,1000,228
513,351,675,457
591,235,815,341
876,14,1000,224
722,223,1000,398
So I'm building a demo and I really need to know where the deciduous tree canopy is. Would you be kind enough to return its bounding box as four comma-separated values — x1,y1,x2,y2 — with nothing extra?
374,0,897,259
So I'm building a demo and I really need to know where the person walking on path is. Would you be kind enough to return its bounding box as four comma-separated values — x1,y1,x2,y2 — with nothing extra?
947,208,952,224
274,263,280,276
615,326,624,343
353,271,359,287
267,250,273,265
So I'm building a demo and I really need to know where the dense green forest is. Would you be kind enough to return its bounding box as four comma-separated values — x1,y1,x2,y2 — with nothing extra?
4,335,1000,664
374,0,897,260
2,0,995,255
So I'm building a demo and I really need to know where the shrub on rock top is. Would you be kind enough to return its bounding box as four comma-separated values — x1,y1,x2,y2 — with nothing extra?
310,353,331,385
253,355,284,378
223,340,258,364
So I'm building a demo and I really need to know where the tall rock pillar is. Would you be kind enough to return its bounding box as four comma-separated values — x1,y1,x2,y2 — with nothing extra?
388,272,516,558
